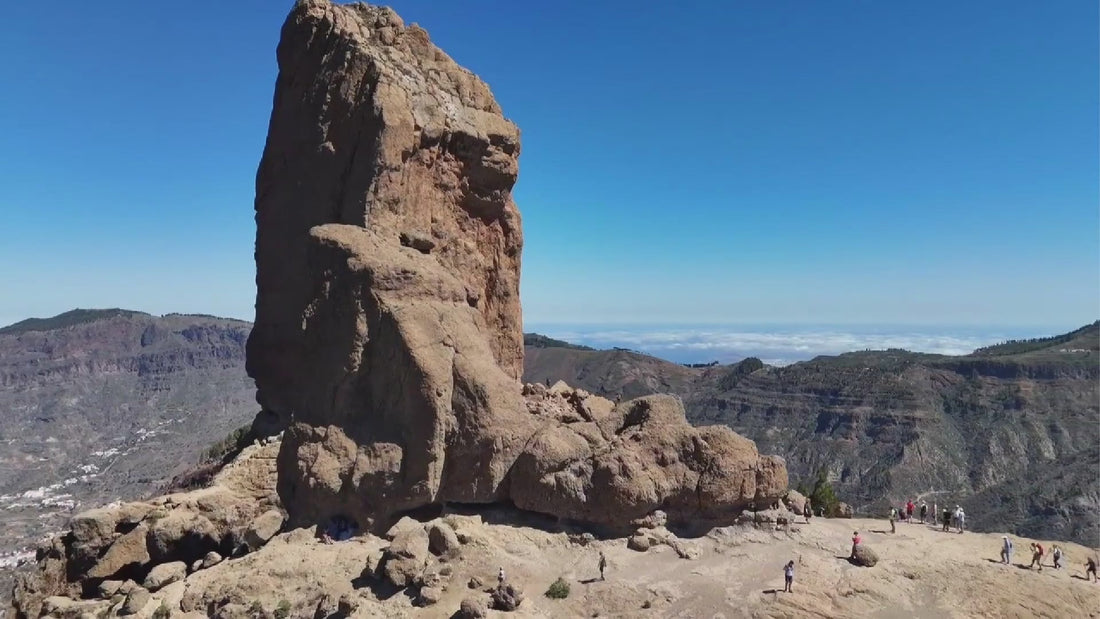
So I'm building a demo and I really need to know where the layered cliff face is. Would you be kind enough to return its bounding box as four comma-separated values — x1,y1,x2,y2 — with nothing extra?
246,0,787,532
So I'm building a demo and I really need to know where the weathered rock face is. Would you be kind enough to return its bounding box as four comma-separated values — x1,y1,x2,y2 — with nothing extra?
244,0,787,534
247,0,529,531
512,389,789,530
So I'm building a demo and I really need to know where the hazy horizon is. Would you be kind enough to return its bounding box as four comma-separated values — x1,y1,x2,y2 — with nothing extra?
526,322,1084,366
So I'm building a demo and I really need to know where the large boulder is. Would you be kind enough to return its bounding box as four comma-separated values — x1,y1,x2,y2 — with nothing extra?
244,509,285,550
143,561,186,591
119,587,151,615
381,527,430,588
490,584,524,611
86,523,150,579
851,544,879,567
457,596,489,619
427,522,461,556
510,395,788,530
783,489,807,515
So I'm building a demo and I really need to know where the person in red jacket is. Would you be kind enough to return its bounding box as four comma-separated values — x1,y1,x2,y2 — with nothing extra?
905,499,915,523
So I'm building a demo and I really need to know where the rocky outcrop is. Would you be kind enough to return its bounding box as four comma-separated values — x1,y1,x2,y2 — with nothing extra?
10,440,280,618
247,0,787,535
248,0,531,532
512,388,788,530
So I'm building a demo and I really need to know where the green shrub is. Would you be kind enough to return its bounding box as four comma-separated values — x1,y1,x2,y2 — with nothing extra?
797,467,841,516
274,600,292,619
247,600,264,618
545,577,570,599
203,424,254,463
152,602,171,619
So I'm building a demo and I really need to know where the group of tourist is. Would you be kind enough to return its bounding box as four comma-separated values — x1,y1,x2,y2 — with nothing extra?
885,499,965,534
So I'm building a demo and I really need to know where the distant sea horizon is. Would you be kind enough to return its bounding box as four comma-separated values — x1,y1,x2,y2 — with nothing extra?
524,322,1081,367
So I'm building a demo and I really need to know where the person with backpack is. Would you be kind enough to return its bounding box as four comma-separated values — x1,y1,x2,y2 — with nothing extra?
1052,545,1063,569
919,501,928,524
906,500,915,523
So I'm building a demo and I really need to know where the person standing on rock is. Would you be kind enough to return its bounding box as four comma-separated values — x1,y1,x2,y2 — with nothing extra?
1051,545,1063,569
919,501,928,524
1001,536,1013,565
888,507,897,534
850,531,862,559
783,560,795,593
598,551,607,581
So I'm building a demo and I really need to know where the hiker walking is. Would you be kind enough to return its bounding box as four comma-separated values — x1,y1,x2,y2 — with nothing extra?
954,506,966,533
783,560,795,593
1029,543,1044,571
803,501,813,524
1000,536,1013,565
1086,557,1098,582
1052,545,1063,569
942,507,951,532
906,499,914,523
888,507,897,534
919,501,928,524
598,551,607,581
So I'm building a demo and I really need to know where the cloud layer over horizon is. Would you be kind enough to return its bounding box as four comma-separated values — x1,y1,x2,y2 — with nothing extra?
528,325,1048,366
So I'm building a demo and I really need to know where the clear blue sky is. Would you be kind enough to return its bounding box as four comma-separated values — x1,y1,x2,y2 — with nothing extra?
1,0,1096,329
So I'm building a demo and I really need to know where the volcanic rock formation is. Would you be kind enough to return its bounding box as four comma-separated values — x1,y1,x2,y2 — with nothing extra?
246,0,787,533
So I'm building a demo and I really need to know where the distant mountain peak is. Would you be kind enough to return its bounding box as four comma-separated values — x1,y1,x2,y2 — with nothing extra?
0,308,150,335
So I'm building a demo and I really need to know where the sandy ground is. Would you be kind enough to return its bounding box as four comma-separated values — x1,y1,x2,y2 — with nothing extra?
93,510,1100,619
487,515,1099,619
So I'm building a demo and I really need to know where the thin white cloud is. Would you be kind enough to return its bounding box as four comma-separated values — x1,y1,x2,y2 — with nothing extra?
534,326,1025,366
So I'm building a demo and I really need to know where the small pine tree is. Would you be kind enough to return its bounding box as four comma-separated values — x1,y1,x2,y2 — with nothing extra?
802,467,841,516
